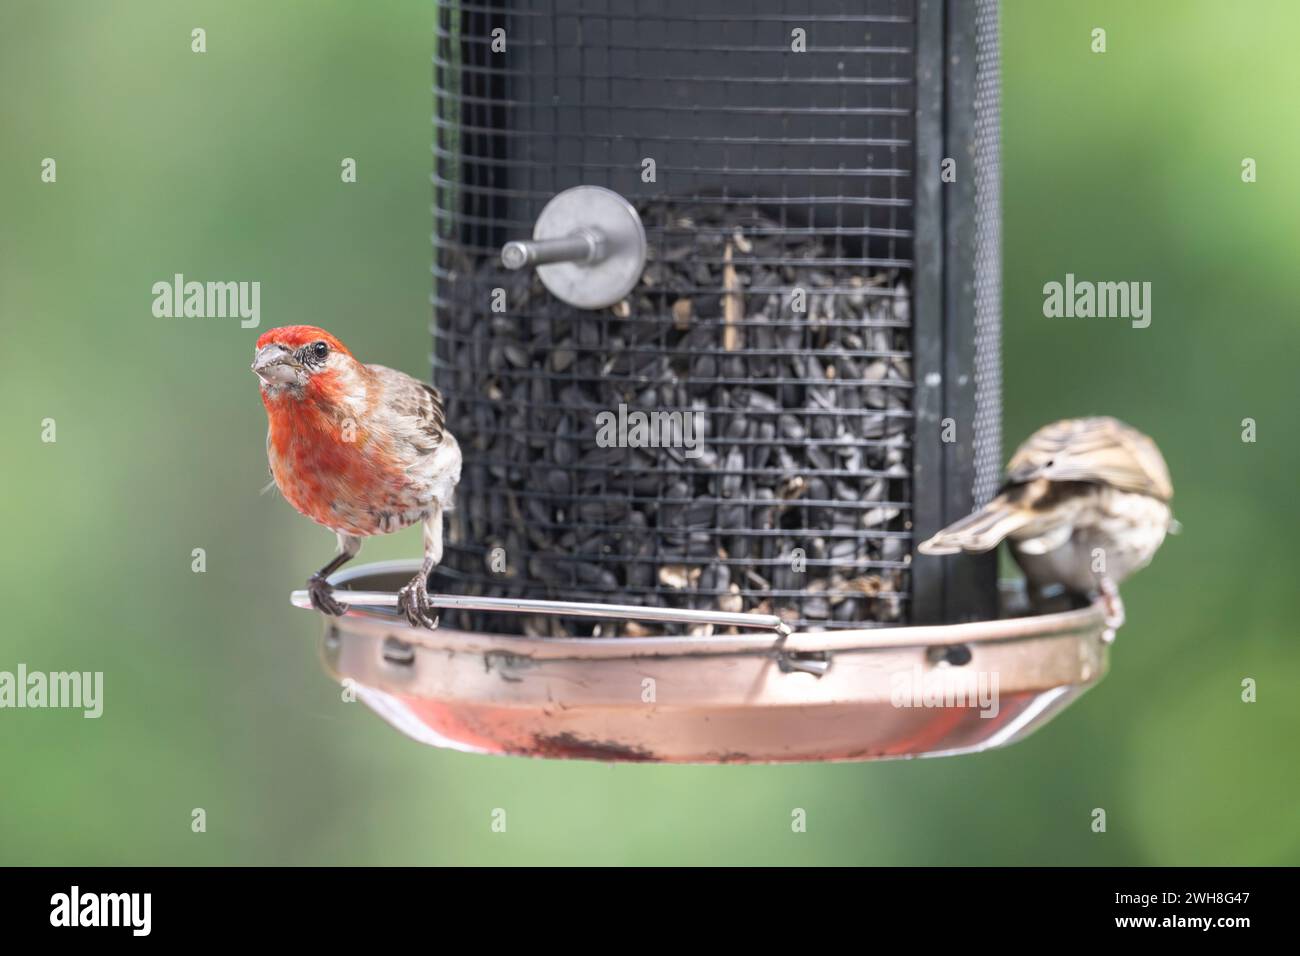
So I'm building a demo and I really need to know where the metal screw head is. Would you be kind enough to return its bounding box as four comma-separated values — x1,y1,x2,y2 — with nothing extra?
501,242,529,270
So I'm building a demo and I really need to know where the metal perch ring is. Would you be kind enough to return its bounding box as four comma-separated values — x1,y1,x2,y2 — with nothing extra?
296,561,1113,764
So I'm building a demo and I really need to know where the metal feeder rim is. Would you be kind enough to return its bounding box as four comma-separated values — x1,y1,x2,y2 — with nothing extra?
290,559,1109,658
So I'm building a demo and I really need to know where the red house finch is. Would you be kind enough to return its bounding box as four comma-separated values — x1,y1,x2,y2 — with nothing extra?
252,325,461,629
918,417,1175,625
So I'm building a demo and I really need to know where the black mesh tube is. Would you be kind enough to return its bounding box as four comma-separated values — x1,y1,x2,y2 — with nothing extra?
432,0,1000,634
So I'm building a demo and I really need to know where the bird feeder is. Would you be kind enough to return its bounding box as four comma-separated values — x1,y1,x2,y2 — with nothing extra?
296,0,1116,761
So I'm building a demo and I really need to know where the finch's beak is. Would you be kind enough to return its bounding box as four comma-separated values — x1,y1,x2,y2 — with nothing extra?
252,345,300,386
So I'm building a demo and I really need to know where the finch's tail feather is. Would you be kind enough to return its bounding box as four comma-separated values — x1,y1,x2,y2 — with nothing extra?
917,494,1034,555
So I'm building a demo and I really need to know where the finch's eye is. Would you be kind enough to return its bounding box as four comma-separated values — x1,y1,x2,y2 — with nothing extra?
312,341,329,361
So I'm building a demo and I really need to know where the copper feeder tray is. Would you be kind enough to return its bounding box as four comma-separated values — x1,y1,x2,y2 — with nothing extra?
292,560,1111,764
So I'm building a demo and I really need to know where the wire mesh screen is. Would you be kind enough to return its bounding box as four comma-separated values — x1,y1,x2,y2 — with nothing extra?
432,0,998,634
972,0,1002,510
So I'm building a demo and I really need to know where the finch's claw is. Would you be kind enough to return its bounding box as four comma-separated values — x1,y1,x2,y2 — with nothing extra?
308,574,348,617
397,576,440,630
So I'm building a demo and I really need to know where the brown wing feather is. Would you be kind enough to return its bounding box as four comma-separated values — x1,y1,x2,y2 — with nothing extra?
1005,417,1172,501
917,490,1036,555
366,364,448,454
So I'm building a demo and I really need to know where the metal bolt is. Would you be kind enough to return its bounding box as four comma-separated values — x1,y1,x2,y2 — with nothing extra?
501,228,605,270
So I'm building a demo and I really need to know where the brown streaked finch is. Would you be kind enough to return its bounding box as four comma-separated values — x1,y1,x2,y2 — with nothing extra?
918,417,1175,626
252,325,462,629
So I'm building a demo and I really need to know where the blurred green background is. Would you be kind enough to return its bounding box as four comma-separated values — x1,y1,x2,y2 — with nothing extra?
2,0,1296,865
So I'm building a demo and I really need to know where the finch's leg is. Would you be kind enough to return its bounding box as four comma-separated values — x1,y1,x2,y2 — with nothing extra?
308,533,362,616
397,505,443,630
1098,576,1125,633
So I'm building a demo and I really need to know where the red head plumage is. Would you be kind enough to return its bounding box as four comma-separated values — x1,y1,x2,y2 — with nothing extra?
256,325,352,356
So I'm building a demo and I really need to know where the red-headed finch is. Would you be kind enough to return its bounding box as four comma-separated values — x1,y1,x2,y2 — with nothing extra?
252,326,461,629
918,417,1175,625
